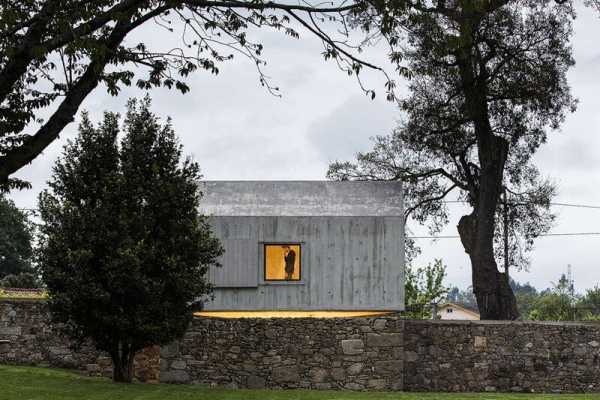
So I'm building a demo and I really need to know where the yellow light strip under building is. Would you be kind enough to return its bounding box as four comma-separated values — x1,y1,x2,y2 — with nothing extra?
195,310,394,319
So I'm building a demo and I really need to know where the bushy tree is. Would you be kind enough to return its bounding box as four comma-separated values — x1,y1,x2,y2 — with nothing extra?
0,272,40,289
329,0,576,319
0,195,34,279
525,274,579,321
528,294,576,321
37,97,222,382
404,259,448,319
579,286,600,317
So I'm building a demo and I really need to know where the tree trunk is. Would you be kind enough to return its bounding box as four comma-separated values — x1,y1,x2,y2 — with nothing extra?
446,10,520,320
111,345,136,383
458,213,519,320
452,13,519,320
454,134,519,319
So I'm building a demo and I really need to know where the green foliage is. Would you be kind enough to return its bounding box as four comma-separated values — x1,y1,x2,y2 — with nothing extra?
37,97,223,382
0,272,40,289
509,280,539,317
528,294,578,321
0,195,34,279
526,274,579,321
404,259,448,319
579,286,600,317
514,291,538,320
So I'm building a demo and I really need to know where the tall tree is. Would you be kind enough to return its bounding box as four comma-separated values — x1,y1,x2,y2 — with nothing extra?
0,0,397,191
37,97,223,382
0,195,34,279
329,0,576,319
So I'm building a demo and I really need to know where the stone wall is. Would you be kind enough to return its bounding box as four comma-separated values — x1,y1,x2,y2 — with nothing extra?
162,317,600,393
403,320,600,393
0,300,159,382
5,299,600,392
160,316,404,390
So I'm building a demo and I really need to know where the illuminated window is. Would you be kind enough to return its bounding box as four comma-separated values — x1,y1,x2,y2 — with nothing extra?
264,244,301,281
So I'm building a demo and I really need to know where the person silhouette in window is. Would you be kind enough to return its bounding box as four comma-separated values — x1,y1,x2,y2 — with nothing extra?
283,245,296,280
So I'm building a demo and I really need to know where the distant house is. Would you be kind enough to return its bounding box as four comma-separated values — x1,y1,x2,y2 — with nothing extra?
436,302,480,320
197,181,405,314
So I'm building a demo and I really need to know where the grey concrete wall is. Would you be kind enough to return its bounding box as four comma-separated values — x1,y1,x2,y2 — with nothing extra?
205,216,405,311
199,181,403,217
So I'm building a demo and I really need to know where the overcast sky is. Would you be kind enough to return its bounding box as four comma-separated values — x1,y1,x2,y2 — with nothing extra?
8,5,600,293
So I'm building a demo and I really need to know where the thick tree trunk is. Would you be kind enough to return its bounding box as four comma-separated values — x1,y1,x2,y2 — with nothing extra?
458,213,519,320
457,134,519,320
111,345,136,383
453,11,519,320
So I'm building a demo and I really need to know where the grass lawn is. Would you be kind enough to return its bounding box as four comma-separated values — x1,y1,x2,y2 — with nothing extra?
1,365,600,400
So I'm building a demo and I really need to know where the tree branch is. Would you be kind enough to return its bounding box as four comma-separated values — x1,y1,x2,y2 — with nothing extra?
404,183,457,221
0,12,136,182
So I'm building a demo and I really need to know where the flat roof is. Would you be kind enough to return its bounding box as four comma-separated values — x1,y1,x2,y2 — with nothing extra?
199,181,403,217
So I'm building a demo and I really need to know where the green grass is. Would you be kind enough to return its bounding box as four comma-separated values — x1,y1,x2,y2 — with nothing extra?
1,365,600,400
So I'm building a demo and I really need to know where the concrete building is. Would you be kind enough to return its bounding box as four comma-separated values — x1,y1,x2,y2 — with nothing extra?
198,181,405,312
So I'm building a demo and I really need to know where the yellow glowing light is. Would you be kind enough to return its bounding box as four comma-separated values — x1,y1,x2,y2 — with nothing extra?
194,310,394,319
264,244,301,281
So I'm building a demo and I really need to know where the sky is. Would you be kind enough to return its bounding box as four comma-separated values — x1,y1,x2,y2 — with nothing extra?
7,5,600,293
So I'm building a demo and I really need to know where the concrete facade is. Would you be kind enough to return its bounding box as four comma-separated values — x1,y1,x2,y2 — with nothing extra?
199,181,405,311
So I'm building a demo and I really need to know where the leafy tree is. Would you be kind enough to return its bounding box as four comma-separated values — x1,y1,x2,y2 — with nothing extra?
579,286,600,316
526,274,580,321
0,0,396,191
528,294,576,321
0,272,40,289
552,273,575,298
37,97,223,383
510,280,538,297
0,195,34,278
510,279,539,318
404,259,448,319
329,1,576,319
